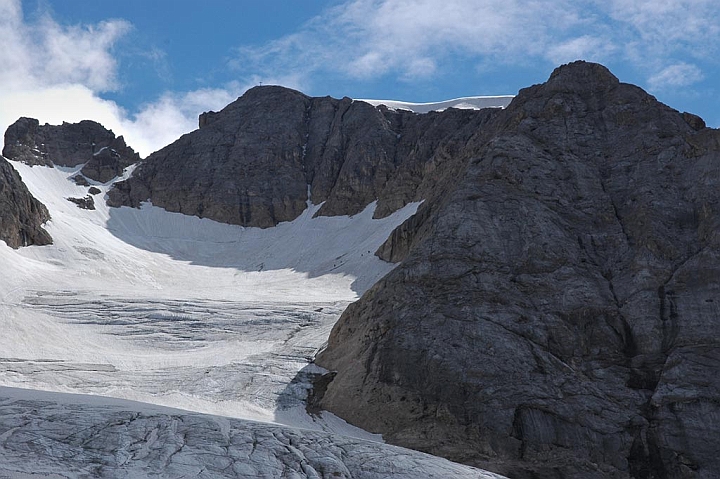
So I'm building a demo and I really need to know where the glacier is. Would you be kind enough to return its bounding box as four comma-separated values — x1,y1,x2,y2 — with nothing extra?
0,159,506,478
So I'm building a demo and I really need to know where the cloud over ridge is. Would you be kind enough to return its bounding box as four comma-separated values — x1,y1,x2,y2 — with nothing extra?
0,0,248,157
235,0,719,94
2,0,719,158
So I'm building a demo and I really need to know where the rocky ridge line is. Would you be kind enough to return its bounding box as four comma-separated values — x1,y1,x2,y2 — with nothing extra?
3,117,140,183
107,87,501,227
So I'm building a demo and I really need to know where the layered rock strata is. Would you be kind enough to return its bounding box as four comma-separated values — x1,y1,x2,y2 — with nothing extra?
3,117,140,183
107,86,499,227
4,60,718,477
316,62,720,478
0,156,52,247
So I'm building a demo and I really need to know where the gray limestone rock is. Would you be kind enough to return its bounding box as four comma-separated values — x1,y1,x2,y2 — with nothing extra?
0,387,505,479
67,195,95,210
6,60,718,477
72,174,90,186
108,86,311,227
3,117,140,183
315,62,720,478
107,86,499,227
0,156,52,248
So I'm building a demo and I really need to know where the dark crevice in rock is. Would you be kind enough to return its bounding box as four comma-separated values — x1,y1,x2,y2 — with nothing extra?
305,371,336,416
602,273,639,366
628,419,672,479
657,285,680,354
313,100,353,216
301,102,312,187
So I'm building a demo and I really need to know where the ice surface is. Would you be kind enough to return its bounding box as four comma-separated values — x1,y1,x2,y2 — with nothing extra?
1,160,418,434
357,95,514,113
0,160,507,477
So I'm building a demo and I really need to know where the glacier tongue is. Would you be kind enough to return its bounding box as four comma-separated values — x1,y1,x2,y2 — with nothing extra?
0,387,507,478
0,161,507,477
0,161,419,434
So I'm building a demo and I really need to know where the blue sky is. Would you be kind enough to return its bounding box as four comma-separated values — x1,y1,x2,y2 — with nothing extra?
2,0,719,156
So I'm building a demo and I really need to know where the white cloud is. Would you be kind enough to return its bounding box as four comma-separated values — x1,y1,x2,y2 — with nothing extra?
605,0,720,46
347,52,388,78
546,35,617,65
0,0,249,157
233,0,719,96
37,17,131,91
648,62,704,90
404,57,437,79
603,0,720,66
234,0,587,83
0,0,130,91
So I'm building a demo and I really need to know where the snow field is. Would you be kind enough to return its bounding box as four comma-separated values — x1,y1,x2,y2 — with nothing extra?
1,160,419,438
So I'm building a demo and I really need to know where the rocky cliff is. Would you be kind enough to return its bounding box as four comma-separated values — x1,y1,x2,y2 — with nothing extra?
3,60,717,478
107,86,499,227
0,156,52,248
315,62,720,478
3,117,140,183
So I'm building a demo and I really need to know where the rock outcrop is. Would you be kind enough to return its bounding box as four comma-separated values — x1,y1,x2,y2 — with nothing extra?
4,60,718,477
315,62,720,478
0,156,52,248
3,117,140,183
67,195,95,210
107,86,499,227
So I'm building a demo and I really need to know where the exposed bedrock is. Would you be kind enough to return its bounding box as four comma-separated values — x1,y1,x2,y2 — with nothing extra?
316,61,720,478
1,117,142,248
107,85,499,227
3,117,140,183
0,156,52,247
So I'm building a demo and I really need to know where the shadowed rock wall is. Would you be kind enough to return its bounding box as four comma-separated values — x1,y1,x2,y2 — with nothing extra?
107,86,498,227
316,62,720,478
3,117,140,183
0,157,51,248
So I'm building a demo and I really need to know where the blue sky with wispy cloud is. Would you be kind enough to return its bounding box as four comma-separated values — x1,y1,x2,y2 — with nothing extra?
1,0,718,156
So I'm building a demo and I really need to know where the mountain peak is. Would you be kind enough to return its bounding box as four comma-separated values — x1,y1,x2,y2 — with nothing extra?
315,61,720,477
3,117,140,183
239,84,310,104
547,60,619,90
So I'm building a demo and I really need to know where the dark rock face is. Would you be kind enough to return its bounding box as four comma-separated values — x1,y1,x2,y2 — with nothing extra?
316,62,720,478
71,174,90,186
67,195,95,210
107,86,498,227
3,117,140,183
0,157,52,248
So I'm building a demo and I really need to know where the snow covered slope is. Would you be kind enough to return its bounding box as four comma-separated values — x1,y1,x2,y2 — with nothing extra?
358,95,513,113
0,158,509,477
0,159,418,435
